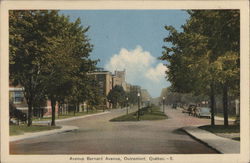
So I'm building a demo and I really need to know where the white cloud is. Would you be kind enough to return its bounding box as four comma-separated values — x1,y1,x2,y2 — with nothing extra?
145,63,167,82
105,46,169,97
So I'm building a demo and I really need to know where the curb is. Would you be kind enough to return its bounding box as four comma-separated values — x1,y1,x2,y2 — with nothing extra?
10,125,78,142
34,111,110,124
182,126,240,154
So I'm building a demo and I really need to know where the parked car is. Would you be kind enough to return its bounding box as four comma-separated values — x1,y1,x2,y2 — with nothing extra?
187,104,196,116
182,104,196,115
195,107,211,118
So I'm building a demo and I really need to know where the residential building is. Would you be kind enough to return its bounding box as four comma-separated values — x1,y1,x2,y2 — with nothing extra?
91,71,113,108
9,84,58,117
9,85,27,113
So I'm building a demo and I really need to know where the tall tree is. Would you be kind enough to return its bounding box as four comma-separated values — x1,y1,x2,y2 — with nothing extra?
107,85,126,108
9,10,51,126
160,10,239,126
41,14,95,126
9,10,97,126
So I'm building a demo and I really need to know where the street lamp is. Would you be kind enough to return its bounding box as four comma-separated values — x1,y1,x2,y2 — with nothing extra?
162,96,165,113
137,92,140,121
126,97,129,115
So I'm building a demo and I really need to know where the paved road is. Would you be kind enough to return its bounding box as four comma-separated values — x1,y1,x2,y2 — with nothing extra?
10,107,219,154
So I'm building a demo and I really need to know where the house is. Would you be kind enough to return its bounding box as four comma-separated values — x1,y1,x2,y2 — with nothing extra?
9,84,58,117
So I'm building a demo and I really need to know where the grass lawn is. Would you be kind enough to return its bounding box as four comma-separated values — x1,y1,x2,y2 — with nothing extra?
199,125,240,141
215,113,237,119
33,110,103,121
110,106,167,122
199,125,240,133
10,124,61,136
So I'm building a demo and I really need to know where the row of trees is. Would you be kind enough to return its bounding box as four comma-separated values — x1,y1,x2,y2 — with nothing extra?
9,10,101,126
160,10,240,126
160,87,208,106
107,85,140,108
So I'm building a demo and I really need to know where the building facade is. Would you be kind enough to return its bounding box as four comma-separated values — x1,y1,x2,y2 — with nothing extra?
91,71,113,108
112,70,127,91
9,84,58,117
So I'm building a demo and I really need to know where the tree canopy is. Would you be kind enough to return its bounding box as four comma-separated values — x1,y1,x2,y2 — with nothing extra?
160,10,240,126
107,85,126,108
9,10,98,126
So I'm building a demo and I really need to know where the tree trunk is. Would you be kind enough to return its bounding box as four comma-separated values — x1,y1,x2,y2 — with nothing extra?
66,104,68,115
27,101,33,127
77,103,80,112
51,97,56,126
223,85,229,126
74,105,76,116
41,107,44,118
58,103,61,119
210,84,215,126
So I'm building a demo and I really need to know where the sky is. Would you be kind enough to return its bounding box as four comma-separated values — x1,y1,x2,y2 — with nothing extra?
60,10,190,98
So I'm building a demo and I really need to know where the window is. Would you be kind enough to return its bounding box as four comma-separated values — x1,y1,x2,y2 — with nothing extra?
10,91,24,104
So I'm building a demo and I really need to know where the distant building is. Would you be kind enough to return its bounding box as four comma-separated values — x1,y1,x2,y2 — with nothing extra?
112,70,127,91
141,89,151,101
91,71,113,108
91,70,152,108
126,83,131,93
130,85,141,93
141,89,151,107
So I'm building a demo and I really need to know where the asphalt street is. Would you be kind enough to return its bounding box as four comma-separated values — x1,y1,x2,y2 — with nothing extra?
10,107,218,154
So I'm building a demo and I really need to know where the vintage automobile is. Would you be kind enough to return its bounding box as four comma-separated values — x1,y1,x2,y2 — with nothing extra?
188,104,196,116
195,107,211,118
182,104,196,115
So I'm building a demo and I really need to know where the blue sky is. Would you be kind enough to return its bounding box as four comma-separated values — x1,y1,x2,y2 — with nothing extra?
60,10,189,98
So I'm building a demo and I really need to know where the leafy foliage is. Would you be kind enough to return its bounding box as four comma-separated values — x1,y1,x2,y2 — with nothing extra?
9,10,98,126
160,10,240,126
107,85,126,108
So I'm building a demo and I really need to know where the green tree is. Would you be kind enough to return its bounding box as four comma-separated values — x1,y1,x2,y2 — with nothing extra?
41,14,95,126
9,10,97,126
127,91,139,105
107,85,126,108
160,10,240,126
9,10,52,126
185,10,240,126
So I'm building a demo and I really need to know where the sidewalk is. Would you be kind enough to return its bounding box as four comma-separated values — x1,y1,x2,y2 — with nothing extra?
10,125,78,142
10,111,110,142
34,111,110,124
182,126,240,154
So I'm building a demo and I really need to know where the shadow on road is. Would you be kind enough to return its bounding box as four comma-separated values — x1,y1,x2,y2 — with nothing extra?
172,128,186,135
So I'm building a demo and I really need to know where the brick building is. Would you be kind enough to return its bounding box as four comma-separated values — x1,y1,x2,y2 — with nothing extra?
9,84,58,117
